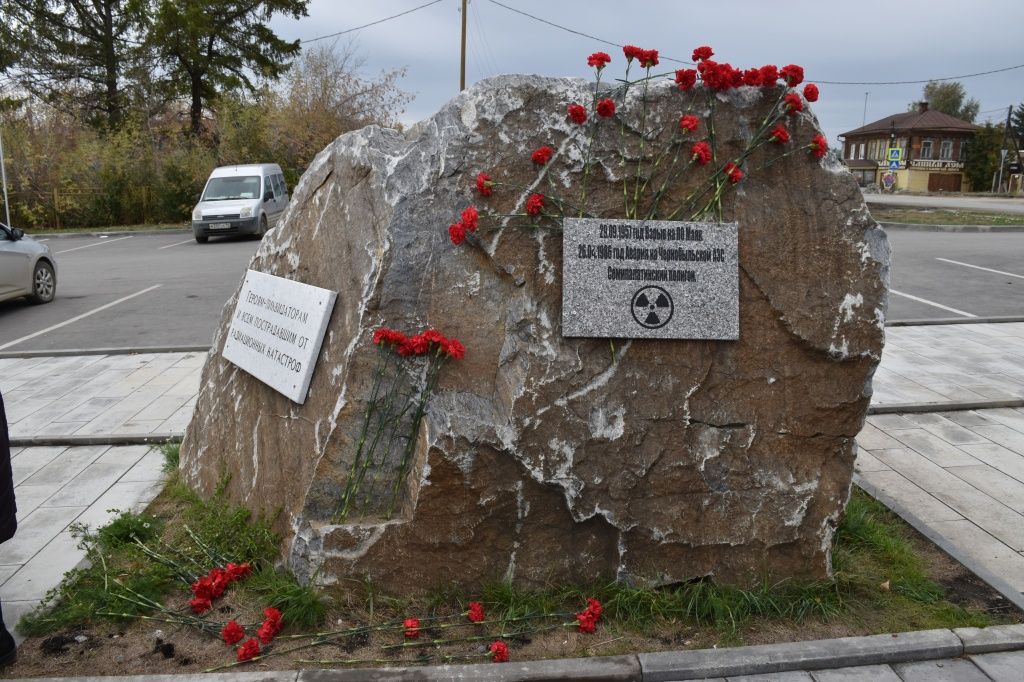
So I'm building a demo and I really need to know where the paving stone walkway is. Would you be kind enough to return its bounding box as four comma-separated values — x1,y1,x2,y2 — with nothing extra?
730,650,1024,680
0,352,202,439
872,323,1024,408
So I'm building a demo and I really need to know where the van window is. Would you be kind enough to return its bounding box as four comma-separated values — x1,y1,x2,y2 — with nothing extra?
202,176,261,201
271,174,284,197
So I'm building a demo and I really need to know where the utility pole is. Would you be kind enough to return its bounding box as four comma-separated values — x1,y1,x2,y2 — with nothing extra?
997,105,1012,193
862,92,869,126
459,0,467,91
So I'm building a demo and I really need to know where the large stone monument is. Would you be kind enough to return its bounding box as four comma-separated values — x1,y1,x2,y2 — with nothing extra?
181,70,888,592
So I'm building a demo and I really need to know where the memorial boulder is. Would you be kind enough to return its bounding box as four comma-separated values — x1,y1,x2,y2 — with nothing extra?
181,53,888,592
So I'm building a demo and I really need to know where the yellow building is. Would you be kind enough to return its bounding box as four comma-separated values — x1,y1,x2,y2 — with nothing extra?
840,102,979,192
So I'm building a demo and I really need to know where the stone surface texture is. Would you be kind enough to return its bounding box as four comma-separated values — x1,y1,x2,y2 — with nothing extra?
180,75,889,591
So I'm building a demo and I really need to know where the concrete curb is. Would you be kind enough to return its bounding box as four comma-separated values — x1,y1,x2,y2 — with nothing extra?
868,398,1024,415
886,315,1024,327
29,227,190,239
10,623,1024,682
639,629,963,681
9,433,182,447
0,345,210,359
878,221,1024,232
856,475,1024,615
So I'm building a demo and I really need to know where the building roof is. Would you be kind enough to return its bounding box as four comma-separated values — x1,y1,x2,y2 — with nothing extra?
840,106,980,138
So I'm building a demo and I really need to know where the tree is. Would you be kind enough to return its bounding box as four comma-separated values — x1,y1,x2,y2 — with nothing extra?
910,81,980,122
0,0,148,130
1011,103,1024,147
149,0,308,136
964,122,1004,191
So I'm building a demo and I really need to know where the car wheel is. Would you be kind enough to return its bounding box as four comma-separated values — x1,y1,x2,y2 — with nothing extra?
195,234,209,244
28,260,56,304
258,214,268,238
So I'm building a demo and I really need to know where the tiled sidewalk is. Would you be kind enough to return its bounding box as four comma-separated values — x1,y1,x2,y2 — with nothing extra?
0,444,165,641
0,352,203,439
856,407,1024,596
873,323,1024,408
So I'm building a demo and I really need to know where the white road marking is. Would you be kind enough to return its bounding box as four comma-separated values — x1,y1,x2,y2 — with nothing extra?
936,257,1024,281
0,285,163,350
157,238,195,250
889,289,977,318
55,235,133,254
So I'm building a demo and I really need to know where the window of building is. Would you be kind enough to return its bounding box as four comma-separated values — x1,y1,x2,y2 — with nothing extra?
939,140,953,160
858,143,865,160
920,138,933,160
959,140,966,161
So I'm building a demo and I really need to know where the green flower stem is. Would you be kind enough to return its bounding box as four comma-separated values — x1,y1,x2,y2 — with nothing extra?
630,66,653,218
131,538,199,586
381,622,571,651
335,346,393,519
183,525,228,566
751,144,816,172
619,62,633,216
577,69,604,217
485,180,589,217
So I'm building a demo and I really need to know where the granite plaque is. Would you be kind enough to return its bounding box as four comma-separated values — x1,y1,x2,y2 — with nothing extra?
562,218,738,339
223,269,337,403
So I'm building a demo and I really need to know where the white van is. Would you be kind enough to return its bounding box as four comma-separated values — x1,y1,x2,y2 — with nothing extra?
191,164,289,243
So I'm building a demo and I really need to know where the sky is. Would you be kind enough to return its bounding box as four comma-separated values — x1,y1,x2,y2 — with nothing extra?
271,0,1024,147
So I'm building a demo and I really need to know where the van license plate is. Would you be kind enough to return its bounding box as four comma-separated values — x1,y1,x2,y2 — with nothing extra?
209,223,230,230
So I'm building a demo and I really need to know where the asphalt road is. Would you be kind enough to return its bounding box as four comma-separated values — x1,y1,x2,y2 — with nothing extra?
0,227,1021,352
865,194,1024,215
0,231,259,352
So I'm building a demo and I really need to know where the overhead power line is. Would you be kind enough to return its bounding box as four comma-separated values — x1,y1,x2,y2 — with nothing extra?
301,0,445,44
484,0,1024,86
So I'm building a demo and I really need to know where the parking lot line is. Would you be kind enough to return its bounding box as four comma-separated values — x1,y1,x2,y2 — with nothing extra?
157,239,195,250
0,285,162,351
54,235,133,254
936,258,1024,281
889,289,977,318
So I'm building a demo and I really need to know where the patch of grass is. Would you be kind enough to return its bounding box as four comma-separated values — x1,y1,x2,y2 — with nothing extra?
17,486,285,638
246,566,328,629
870,206,1024,226
160,443,180,473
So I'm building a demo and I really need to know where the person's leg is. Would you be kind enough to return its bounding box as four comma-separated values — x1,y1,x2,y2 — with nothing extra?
0,599,15,667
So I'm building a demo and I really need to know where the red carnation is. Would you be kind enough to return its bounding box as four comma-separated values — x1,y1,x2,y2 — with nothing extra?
475,172,494,197
780,64,804,87
260,606,283,642
403,617,421,638
810,133,828,159
679,115,699,132
221,620,245,645
257,621,276,644
468,601,485,623
421,328,446,346
225,562,251,581
398,334,430,357
191,576,213,600
639,49,659,68
596,98,616,118
209,568,229,598
576,609,598,633
784,92,803,115
448,222,466,246
586,598,603,618
770,124,790,144
531,146,553,165
189,597,211,613
461,206,479,232
236,638,260,662
622,44,642,62
690,141,712,165
489,640,510,663
759,64,780,86
742,68,762,87
691,45,714,62
442,337,466,360
724,162,744,184
675,68,697,90
803,83,819,102
374,328,406,346
566,103,587,125
525,193,545,216
587,51,611,69
699,61,741,92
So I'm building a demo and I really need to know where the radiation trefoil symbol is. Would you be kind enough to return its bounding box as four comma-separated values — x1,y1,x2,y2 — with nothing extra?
631,286,674,329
